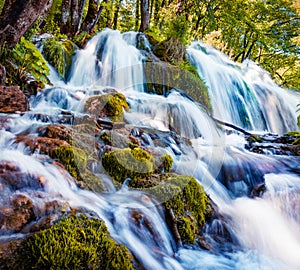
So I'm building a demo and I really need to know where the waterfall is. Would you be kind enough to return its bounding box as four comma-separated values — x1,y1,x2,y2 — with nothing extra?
68,28,145,92
187,42,299,134
1,29,300,270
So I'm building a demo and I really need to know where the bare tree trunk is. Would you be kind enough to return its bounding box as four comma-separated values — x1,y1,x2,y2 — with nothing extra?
113,0,121,30
81,0,106,33
139,0,150,32
0,0,53,48
61,0,71,34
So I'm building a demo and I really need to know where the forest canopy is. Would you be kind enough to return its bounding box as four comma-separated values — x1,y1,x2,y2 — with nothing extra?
0,0,299,90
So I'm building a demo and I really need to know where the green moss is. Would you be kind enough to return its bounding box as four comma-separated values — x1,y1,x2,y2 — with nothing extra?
177,216,198,244
100,131,111,145
53,145,103,192
149,175,213,244
128,141,139,149
102,148,155,183
154,153,173,173
145,49,211,112
54,145,87,179
247,134,263,143
285,131,300,137
12,215,134,270
292,137,300,146
43,38,76,80
85,93,129,122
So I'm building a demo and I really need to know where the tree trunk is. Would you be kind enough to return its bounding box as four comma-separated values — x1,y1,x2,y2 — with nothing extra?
81,0,106,33
0,0,53,48
139,0,150,32
61,0,71,34
113,0,121,30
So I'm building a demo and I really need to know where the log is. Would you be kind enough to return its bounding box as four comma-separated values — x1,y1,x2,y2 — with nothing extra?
212,117,253,136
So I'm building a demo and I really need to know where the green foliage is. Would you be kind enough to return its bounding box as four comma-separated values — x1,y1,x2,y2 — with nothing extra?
6,37,49,88
43,0,63,35
72,31,90,48
149,175,213,244
43,38,76,80
205,0,300,89
14,215,134,270
102,148,155,183
166,15,190,45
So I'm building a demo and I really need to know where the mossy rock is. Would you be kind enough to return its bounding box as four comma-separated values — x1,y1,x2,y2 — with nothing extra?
102,148,155,183
285,131,300,137
53,145,103,193
84,93,129,122
99,130,130,148
292,137,300,146
144,32,161,47
145,34,211,112
43,38,76,80
149,175,213,244
54,145,87,179
155,153,173,173
144,60,211,112
246,134,264,143
7,215,134,270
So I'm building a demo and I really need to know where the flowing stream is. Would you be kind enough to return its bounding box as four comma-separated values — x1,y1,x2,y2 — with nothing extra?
1,29,300,269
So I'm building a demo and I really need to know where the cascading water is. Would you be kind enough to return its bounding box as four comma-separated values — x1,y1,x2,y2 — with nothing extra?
1,28,300,269
68,28,145,92
187,42,299,134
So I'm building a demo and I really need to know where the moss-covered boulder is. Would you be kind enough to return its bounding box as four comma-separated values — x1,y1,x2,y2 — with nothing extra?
144,60,211,112
3,215,134,270
84,93,129,122
149,175,213,244
102,146,174,185
53,145,104,193
43,38,76,80
102,148,155,183
54,145,87,179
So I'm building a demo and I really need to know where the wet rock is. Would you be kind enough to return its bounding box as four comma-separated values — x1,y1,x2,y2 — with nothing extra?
245,133,300,156
150,175,214,246
17,136,69,156
38,124,73,143
25,111,74,125
0,86,29,113
0,117,10,130
0,194,35,232
0,161,43,190
84,92,129,122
